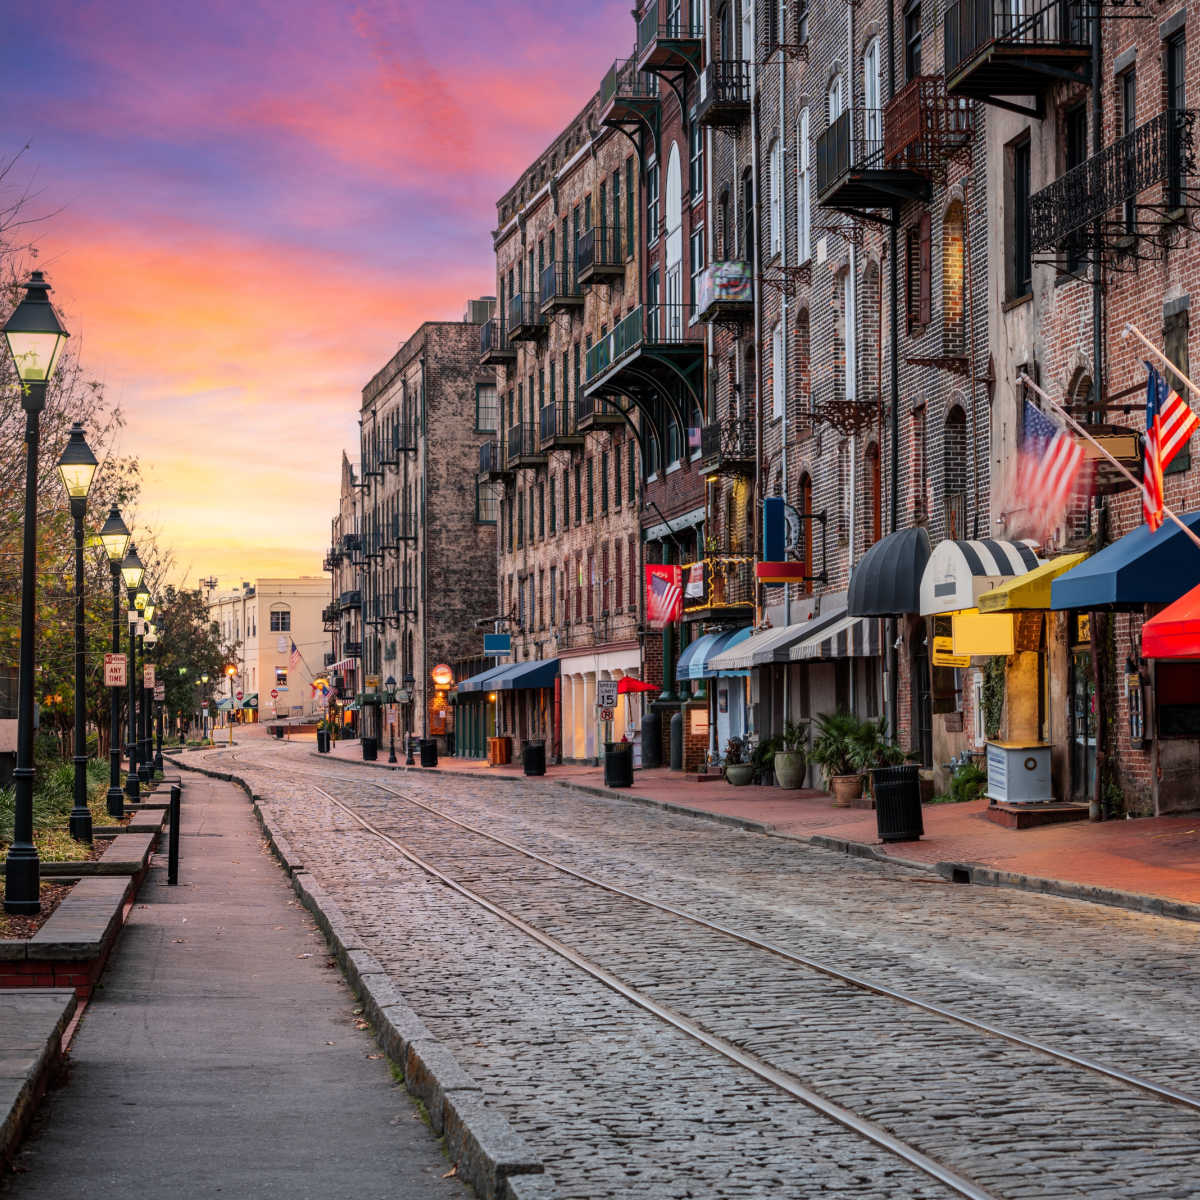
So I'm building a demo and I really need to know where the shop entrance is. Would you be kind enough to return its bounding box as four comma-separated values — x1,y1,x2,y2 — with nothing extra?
1068,649,1097,801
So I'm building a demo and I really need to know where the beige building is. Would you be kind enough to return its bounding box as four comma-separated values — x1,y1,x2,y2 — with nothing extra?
205,577,331,720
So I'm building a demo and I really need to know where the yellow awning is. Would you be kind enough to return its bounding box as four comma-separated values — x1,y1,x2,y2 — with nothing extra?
977,553,1088,613
952,608,1015,656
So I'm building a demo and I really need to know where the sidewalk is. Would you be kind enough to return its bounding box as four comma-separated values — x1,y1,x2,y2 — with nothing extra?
3,774,466,1200
321,736,1200,914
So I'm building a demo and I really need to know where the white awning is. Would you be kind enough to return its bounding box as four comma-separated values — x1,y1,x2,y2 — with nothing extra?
789,613,881,660
707,608,846,671
918,539,1042,615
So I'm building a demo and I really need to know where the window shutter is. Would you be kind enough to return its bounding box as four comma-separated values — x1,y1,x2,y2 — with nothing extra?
918,211,932,327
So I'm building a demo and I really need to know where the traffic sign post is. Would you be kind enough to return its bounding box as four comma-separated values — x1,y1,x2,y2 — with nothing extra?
596,680,618,710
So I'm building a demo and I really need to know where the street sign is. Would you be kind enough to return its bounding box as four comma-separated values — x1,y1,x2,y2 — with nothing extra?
484,633,512,656
154,683,165,701
932,636,970,669
599,707,615,723
143,665,156,689
236,690,244,701
104,653,127,688
270,688,279,700
596,680,618,709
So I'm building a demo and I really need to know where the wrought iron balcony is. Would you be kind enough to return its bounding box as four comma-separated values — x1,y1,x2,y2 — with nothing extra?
698,417,755,476
508,292,547,342
393,422,417,454
340,532,362,556
697,60,750,128
1031,109,1198,252
387,587,418,625
480,316,516,364
322,602,340,629
506,422,547,469
816,107,930,212
680,554,756,622
380,432,398,467
576,225,624,286
323,650,337,668
339,588,362,611
539,260,583,314
343,641,363,659
322,548,340,572
599,57,659,131
540,401,584,450
944,0,1090,107
388,511,417,546
584,304,703,398
695,262,752,324
575,392,625,432
636,0,703,73
479,439,512,479
883,75,973,172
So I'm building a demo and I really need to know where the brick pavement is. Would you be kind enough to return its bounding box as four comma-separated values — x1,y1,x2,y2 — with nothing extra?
315,734,1200,909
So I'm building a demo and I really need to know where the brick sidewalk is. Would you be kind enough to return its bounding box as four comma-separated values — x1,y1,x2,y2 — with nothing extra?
318,735,1200,910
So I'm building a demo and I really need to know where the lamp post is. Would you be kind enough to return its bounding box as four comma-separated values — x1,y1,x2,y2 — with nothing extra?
3,271,70,914
385,675,397,763
57,424,99,844
98,507,131,818
145,625,161,773
403,671,415,765
200,673,209,742
122,547,145,804
225,663,237,746
135,592,151,784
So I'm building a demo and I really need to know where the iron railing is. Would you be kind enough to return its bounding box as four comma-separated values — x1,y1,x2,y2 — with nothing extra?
1031,109,1197,249
698,60,751,121
509,291,546,337
339,589,362,610
577,225,624,277
391,587,417,617
699,417,756,467
585,304,699,383
343,641,363,659
322,603,340,627
540,402,577,443
393,422,417,453
816,108,885,196
637,0,702,52
479,440,505,474
480,316,514,358
600,57,658,109
540,260,581,309
883,75,972,169
945,0,1089,76
506,422,541,464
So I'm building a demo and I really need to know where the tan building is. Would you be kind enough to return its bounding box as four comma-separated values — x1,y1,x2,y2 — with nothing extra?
206,577,330,720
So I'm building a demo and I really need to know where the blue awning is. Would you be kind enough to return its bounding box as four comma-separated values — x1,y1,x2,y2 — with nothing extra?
497,658,559,691
676,632,722,681
677,626,754,680
457,662,514,695
1051,510,1200,611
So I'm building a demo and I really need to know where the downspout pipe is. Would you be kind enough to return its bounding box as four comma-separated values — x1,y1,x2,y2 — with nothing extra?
886,0,901,740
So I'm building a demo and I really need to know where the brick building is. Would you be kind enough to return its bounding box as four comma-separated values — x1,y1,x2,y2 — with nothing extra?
322,453,364,734
481,85,647,764
354,301,498,755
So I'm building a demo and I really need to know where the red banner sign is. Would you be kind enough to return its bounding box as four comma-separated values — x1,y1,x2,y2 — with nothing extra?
645,564,682,629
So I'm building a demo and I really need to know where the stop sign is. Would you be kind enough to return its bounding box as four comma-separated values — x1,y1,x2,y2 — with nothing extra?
270,688,279,699
236,690,243,700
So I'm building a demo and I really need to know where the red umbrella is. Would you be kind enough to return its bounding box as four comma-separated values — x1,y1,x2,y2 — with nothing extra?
617,676,657,694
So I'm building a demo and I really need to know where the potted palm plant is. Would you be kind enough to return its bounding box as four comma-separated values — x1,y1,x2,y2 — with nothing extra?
850,718,906,796
773,721,809,790
723,736,754,786
809,711,863,805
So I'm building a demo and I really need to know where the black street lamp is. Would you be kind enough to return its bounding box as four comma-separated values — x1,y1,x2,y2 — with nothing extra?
141,602,157,781
121,546,145,804
136,594,152,784
403,671,416,765
200,672,210,742
98,507,131,818
3,271,70,914
57,424,99,844
145,624,162,773
385,675,397,763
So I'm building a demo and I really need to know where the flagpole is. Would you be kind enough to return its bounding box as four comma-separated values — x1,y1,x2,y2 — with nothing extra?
1122,322,1200,403
1018,372,1200,553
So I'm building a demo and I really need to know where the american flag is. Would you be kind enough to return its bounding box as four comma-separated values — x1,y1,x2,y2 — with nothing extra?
645,565,682,629
1014,400,1086,539
289,639,301,673
1143,363,1199,532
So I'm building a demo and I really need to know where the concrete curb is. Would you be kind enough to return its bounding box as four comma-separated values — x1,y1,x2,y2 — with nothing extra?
168,755,552,1200
291,749,1200,926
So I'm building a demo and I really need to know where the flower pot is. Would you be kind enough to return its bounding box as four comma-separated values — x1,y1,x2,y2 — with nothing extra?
830,773,863,807
724,763,755,786
774,750,807,790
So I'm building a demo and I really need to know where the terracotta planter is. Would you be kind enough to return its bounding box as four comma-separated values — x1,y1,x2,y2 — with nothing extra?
774,750,807,790
724,762,755,786
830,773,864,807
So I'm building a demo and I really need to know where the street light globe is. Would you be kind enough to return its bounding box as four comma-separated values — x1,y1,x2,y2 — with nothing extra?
2,271,69,386
56,423,98,502
143,602,156,623
134,590,149,612
121,544,145,593
200,673,209,685
225,664,237,678
99,506,131,564
145,631,158,647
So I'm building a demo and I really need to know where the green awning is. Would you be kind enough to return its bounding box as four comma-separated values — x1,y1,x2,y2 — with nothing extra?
240,694,258,709
357,693,382,707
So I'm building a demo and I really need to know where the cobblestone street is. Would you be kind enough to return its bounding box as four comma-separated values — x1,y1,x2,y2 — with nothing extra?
187,742,1200,1199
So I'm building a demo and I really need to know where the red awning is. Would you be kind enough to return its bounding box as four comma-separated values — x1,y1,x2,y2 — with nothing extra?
1142,582,1200,658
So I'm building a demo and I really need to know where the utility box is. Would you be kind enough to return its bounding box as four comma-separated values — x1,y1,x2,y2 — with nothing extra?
985,742,1052,804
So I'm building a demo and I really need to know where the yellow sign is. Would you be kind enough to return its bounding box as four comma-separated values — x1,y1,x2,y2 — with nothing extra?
952,609,1015,657
933,636,970,668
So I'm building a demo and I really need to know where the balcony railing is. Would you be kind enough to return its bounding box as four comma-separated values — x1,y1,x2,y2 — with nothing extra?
584,304,700,385
576,225,624,284
600,57,658,114
339,589,362,610
479,439,510,477
390,587,417,618
681,555,756,617
575,393,624,429
945,0,1089,82
322,603,340,627
390,511,417,543
699,417,756,473
508,292,547,341
393,423,417,454
1031,109,1197,251
539,260,583,312
480,316,516,363
323,650,337,668
506,422,545,467
695,261,752,323
340,532,362,555
883,76,972,170
817,108,883,189
637,0,703,67
343,641,362,659
697,60,751,127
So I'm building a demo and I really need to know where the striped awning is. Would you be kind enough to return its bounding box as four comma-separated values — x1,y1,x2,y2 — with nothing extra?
919,539,1042,615
329,658,356,672
789,613,881,660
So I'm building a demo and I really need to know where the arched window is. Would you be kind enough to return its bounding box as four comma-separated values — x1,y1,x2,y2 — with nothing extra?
865,443,882,547
799,473,814,595
828,73,845,124
942,200,966,354
795,308,811,417
862,39,881,150
717,3,731,58
741,167,755,263
943,405,968,539
665,142,683,337
771,321,785,420
768,137,783,256
796,108,811,263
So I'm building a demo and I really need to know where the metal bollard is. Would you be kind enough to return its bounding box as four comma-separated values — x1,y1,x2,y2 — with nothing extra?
168,784,181,885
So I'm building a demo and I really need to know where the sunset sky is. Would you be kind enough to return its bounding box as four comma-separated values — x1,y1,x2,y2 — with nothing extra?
2,0,628,588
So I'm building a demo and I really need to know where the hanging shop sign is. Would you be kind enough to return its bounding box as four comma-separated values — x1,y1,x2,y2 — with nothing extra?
932,636,970,669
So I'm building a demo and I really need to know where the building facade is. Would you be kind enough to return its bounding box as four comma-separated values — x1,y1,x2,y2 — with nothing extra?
323,453,363,734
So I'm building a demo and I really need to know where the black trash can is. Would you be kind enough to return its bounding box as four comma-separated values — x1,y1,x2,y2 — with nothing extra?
316,730,330,754
604,741,634,788
419,738,438,768
362,736,378,762
522,739,546,777
872,764,923,842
